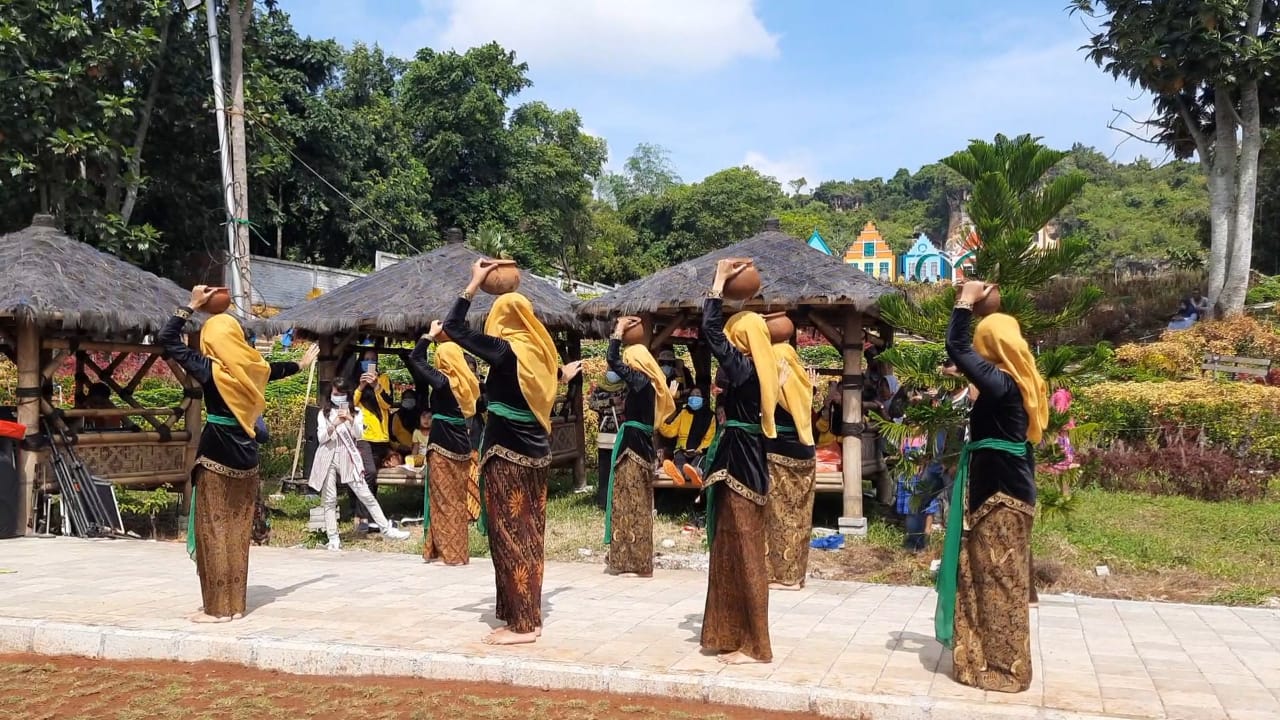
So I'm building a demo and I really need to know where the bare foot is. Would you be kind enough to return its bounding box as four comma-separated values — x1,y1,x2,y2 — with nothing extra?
769,582,803,591
483,627,538,645
188,611,232,624
717,651,768,665
617,572,639,578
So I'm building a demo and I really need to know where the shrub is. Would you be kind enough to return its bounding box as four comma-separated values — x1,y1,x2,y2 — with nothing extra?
1076,380,1280,459
1081,444,1277,502
1113,341,1199,379
1163,315,1280,361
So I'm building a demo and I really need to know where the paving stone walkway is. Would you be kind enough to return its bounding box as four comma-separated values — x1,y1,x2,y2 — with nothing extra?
1,538,1277,719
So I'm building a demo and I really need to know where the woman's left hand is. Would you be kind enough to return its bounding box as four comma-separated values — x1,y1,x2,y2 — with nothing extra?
298,344,319,370
560,360,584,382
957,281,991,306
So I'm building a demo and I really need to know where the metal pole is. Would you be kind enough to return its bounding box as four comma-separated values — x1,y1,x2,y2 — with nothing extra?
202,0,246,316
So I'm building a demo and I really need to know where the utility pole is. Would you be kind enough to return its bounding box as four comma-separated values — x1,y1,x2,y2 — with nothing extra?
226,0,253,312
198,0,245,314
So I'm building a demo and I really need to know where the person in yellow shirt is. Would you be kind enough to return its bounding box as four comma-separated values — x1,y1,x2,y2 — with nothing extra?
389,390,419,457
353,349,393,533
659,387,716,486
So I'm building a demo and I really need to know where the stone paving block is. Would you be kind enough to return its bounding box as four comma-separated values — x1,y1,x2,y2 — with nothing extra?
0,617,36,653
812,690,941,720
509,659,613,693
31,621,103,658
175,633,258,665
606,669,707,702
422,653,510,684
704,678,812,713
100,628,182,661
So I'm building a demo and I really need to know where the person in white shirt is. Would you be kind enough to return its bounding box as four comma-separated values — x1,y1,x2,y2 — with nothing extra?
307,377,409,550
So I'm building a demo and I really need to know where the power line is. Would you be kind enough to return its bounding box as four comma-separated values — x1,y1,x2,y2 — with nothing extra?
242,111,423,258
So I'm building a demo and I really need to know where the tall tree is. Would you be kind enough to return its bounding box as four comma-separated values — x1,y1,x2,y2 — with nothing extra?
599,142,681,207
1071,0,1280,314
879,134,1097,340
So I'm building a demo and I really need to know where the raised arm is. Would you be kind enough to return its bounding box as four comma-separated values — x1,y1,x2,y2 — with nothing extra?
159,303,212,385
316,408,336,445
408,335,451,391
605,323,652,394
944,297,1014,400
701,297,754,386
443,296,510,366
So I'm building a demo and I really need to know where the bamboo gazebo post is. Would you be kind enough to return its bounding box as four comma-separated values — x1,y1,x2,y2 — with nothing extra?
839,311,866,536
14,315,40,535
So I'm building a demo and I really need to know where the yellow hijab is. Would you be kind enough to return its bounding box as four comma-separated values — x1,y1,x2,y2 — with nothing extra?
772,342,814,446
199,314,270,436
973,313,1049,444
435,341,480,418
621,343,676,426
484,292,561,432
723,311,778,439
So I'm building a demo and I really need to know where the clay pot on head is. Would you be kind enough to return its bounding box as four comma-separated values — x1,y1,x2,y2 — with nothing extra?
205,288,232,315
722,258,761,301
974,285,1002,317
619,316,648,345
764,311,794,343
480,259,521,296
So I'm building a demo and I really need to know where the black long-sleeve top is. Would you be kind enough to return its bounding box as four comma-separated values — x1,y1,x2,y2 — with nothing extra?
768,406,816,460
407,338,471,457
944,307,1036,510
158,309,299,475
701,298,769,500
606,338,656,460
443,297,551,463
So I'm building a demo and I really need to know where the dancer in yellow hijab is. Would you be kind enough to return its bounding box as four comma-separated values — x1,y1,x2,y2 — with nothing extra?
158,286,316,623
699,259,779,666
602,317,675,578
409,320,481,566
764,316,818,591
445,259,582,646
939,281,1048,693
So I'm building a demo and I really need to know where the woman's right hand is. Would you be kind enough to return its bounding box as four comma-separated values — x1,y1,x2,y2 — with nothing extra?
427,319,444,340
712,259,749,295
189,285,222,310
467,258,497,294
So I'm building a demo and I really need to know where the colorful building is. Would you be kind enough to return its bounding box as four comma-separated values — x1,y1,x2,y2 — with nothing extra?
842,221,898,281
807,229,834,256
898,234,954,282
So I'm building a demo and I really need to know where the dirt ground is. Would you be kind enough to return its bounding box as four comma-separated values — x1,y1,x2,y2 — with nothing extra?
0,654,825,720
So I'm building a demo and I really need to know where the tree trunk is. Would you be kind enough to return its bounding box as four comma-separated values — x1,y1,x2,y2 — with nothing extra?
227,0,254,309
1222,79,1263,314
120,11,173,226
1205,99,1239,313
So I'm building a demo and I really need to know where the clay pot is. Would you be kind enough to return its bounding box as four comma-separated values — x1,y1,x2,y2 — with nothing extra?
764,311,794,343
974,285,1002,317
722,258,761,301
205,288,231,315
480,259,521,296
619,316,648,345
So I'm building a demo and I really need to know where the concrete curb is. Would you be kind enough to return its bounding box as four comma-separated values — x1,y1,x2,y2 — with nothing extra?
0,616,1139,720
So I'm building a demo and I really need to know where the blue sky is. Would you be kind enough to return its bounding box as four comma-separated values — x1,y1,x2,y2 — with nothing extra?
285,0,1159,185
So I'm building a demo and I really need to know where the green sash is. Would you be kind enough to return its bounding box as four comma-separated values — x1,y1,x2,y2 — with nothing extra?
205,414,239,427
934,437,1033,649
703,420,763,545
475,402,539,537
602,420,654,544
420,414,466,531
186,494,196,561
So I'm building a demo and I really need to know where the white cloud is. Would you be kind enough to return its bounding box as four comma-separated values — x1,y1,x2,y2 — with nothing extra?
740,151,817,188
420,0,778,74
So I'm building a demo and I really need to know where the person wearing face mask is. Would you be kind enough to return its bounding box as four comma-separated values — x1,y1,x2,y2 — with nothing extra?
659,387,715,486
602,317,674,578
389,390,421,458
308,378,411,551
350,349,393,533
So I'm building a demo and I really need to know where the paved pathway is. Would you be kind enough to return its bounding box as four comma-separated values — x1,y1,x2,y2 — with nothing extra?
0,538,1277,719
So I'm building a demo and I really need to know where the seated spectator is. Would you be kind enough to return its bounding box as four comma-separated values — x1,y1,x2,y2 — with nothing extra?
659,387,716,486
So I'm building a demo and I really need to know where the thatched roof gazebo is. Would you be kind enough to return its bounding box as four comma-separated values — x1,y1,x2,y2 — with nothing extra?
579,219,901,537
264,237,591,490
0,215,207,536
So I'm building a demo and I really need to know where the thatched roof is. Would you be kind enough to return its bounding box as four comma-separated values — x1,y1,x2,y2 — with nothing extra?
577,226,899,321
265,243,583,337
0,215,200,335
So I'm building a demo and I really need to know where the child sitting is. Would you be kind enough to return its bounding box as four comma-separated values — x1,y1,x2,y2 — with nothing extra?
658,387,716,487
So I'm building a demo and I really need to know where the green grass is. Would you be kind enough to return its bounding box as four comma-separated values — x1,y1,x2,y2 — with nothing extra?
1033,487,1280,584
